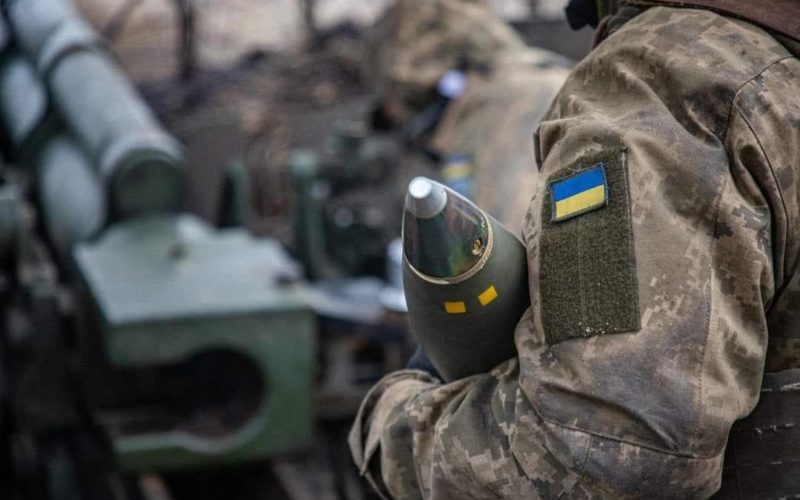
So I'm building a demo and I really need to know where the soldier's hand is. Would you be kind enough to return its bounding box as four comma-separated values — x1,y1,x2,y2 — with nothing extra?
406,345,441,380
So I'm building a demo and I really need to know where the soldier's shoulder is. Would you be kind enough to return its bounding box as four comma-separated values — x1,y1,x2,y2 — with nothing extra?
552,6,796,140
592,6,793,94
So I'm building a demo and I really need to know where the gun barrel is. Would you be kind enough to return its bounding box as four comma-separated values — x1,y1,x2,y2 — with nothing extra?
6,0,185,219
39,134,106,257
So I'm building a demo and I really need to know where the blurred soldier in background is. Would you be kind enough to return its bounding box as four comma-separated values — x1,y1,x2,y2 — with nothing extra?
351,0,800,498
365,0,571,234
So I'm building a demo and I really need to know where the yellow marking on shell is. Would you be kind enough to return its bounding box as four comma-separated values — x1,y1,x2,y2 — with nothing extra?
554,185,606,220
444,301,467,314
478,285,498,306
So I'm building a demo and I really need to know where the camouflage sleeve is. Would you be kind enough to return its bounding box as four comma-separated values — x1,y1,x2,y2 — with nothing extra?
348,350,602,499
351,7,800,499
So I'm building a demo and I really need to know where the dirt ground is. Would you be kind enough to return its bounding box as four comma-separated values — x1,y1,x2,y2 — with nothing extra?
75,0,567,82
75,0,392,81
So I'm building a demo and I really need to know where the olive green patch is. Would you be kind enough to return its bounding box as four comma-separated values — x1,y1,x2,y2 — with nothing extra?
539,148,640,344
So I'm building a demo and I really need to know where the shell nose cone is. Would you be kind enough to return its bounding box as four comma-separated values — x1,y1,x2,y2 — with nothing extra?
405,177,447,219
402,177,489,280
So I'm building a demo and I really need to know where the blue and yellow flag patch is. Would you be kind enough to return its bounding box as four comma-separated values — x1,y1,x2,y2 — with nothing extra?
549,164,608,222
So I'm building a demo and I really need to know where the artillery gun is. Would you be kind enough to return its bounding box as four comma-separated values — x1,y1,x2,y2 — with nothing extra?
0,1,319,497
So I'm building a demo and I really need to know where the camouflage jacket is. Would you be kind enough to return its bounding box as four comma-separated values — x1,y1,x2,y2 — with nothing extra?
351,6,800,499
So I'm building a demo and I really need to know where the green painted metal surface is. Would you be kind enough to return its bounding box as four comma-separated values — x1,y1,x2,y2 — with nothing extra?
38,134,106,260
0,181,20,261
289,150,329,281
48,49,186,219
74,215,316,470
6,0,99,72
0,52,50,155
5,0,186,220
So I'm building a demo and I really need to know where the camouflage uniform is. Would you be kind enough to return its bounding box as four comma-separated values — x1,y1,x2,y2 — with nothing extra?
367,0,571,234
351,5,800,499
430,58,569,235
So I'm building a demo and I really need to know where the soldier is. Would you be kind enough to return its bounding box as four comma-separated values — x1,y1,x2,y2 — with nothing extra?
351,0,800,498
366,0,571,235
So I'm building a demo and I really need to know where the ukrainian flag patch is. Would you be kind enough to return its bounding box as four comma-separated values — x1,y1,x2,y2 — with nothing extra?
549,164,608,222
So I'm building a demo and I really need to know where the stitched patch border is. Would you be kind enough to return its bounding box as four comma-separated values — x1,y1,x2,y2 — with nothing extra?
539,148,640,344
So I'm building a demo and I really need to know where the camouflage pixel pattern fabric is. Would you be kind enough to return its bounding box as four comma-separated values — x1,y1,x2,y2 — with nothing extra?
351,6,800,499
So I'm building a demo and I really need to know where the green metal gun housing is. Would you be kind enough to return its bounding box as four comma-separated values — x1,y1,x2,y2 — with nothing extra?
0,0,316,473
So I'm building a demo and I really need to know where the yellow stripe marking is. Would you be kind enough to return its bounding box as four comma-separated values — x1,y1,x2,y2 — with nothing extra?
444,301,467,314
442,162,471,180
554,185,606,220
478,285,498,306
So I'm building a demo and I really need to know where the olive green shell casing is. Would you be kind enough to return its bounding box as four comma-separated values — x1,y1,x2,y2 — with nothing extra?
403,213,529,382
